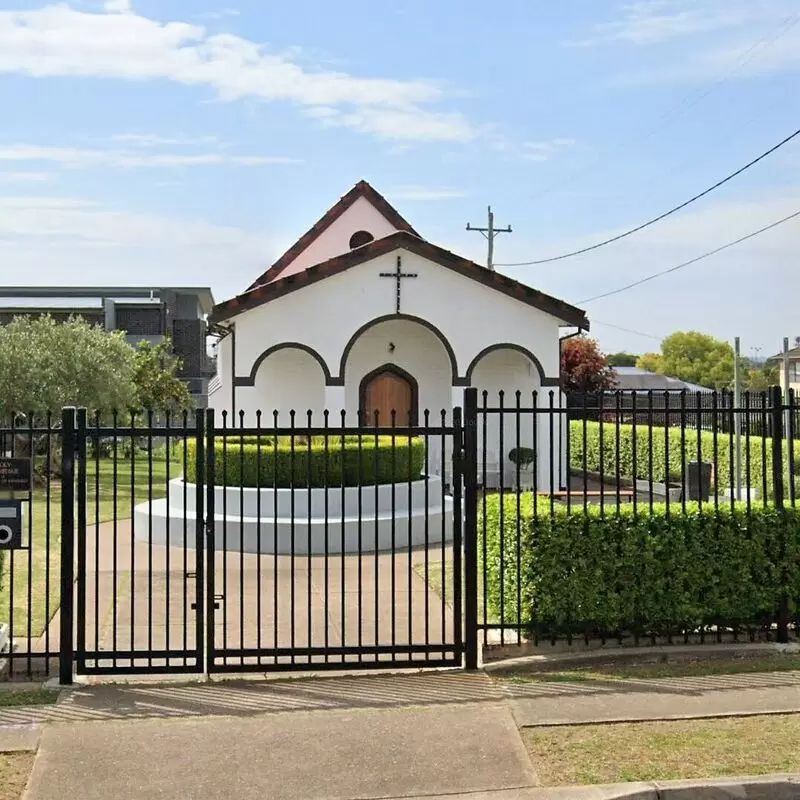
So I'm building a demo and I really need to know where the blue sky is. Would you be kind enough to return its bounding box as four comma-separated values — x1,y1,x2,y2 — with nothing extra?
0,0,798,359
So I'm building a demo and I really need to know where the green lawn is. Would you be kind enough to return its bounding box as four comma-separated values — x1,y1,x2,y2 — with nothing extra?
525,715,800,785
0,454,176,638
0,687,59,707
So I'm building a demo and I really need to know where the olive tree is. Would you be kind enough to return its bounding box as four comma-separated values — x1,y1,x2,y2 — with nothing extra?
0,315,137,420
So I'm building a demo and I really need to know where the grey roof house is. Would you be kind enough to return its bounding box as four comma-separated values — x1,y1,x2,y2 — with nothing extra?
612,366,712,394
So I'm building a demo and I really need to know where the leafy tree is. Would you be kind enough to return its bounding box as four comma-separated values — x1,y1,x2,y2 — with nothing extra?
560,336,616,392
0,315,137,419
635,331,735,390
636,352,663,374
132,339,194,415
745,362,779,392
607,352,638,367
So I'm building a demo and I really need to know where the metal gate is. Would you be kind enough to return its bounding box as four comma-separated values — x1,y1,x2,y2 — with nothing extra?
64,406,466,677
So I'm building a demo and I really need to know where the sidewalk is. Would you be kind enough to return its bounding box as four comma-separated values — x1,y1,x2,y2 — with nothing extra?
13,667,800,799
501,668,800,727
22,672,538,800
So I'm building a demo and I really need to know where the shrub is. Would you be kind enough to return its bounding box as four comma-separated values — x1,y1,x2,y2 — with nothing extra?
481,493,800,637
569,420,800,493
184,435,426,488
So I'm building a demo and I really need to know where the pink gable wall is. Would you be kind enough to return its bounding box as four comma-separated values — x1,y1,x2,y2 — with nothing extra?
275,196,403,281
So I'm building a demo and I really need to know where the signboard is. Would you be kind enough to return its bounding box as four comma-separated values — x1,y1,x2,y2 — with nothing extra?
0,501,23,549
0,458,32,493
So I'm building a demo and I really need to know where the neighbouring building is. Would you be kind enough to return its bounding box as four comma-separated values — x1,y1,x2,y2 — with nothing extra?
612,366,712,394
0,286,215,407
768,338,800,394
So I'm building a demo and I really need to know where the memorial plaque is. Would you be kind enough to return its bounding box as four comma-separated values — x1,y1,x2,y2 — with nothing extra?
0,458,31,492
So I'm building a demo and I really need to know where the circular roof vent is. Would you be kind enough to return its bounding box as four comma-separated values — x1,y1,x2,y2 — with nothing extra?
349,230,374,249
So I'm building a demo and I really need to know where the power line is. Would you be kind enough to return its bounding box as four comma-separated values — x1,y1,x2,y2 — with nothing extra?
591,320,663,341
642,11,800,134
520,11,800,207
496,125,800,267
578,208,800,305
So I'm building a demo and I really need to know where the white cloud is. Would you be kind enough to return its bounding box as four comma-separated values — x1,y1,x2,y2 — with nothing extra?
0,4,475,143
108,133,221,147
0,194,257,245
387,186,465,201
490,137,577,162
0,143,299,168
103,0,132,12
571,0,800,81
573,0,792,46
0,193,273,294
196,8,240,21
0,171,52,182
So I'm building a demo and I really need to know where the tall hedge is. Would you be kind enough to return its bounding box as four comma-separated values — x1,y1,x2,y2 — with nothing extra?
184,435,425,488
481,493,800,636
569,420,800,493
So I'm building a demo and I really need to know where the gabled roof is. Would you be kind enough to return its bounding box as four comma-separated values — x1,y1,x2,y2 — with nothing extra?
211,230,589,328
246,180,419,290
768,347,800,361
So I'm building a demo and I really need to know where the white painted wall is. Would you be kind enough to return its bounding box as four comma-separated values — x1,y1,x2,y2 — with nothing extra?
229,247,561,387
343,317,453,478
237,348,326,428
277,196,402,281
343,318,452,422
215,245,566,481
208,334,233,414
471,348,550,489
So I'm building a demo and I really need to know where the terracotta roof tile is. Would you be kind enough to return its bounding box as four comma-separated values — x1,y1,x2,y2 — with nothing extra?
212,231,589,329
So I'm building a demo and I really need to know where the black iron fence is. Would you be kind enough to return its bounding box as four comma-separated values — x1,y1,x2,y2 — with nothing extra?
0,413,62,679
475,387,800,654
59,408,463,678
0,387,798,681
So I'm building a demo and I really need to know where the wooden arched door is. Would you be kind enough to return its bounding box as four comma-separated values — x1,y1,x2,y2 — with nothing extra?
359,365,418,427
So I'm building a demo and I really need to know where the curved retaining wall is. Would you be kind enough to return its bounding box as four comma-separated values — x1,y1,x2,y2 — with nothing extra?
132,477,454,555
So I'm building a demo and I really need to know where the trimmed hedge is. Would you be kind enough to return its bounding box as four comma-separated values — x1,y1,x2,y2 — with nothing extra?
184,435,425,488
481,493,800,636
569,420,800,493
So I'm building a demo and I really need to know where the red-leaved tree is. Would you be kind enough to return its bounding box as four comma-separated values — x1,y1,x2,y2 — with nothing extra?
560,336,616,393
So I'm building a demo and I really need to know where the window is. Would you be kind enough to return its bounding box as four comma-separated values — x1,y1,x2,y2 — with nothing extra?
349,230,374,249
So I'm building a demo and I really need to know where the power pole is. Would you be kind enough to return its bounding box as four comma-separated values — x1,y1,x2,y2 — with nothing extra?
466,206,511,271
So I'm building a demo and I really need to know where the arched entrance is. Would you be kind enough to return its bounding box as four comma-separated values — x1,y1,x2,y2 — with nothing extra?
359,364,418,426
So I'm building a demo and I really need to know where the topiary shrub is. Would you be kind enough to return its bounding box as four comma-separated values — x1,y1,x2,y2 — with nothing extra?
184,435,426,488
480,492,800,638
508,447,536,469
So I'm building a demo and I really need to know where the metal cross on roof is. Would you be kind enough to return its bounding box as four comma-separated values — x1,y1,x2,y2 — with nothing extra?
379,255,418,314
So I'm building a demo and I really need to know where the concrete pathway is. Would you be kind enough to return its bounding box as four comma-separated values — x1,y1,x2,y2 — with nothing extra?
15,665,800,798
503,669,800,727
23,672,538,800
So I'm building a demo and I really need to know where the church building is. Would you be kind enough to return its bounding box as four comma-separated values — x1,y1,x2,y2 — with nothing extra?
208,181,589,487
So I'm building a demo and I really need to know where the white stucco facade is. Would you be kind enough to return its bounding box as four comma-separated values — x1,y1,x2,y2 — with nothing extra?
209,182,584,490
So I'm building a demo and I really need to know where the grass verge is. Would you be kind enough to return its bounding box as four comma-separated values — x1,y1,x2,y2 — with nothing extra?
0,754,34,800
496,654,800,683
524,715,800,785
0,688,59,707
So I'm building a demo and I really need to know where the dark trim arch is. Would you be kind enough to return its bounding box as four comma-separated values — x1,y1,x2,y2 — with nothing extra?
358,363,419,426
234,342,333,387
464,343,549,385
335,313,460,386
